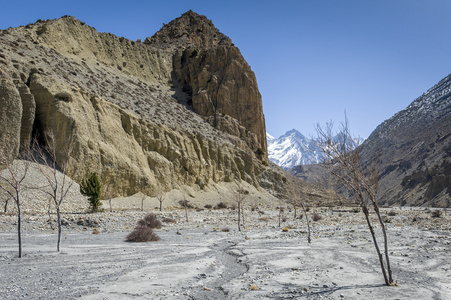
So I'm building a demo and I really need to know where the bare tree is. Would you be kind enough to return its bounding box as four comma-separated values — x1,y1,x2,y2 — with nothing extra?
179,189,189,222
140,193,146,211
296,187,311,244
104,184,114,212
32,130,77,252
234,184,247,232
0,134,31,258
314,116,394,286
157,191,165,212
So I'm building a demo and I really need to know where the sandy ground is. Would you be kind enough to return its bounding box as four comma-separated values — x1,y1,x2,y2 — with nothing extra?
0,205,450,300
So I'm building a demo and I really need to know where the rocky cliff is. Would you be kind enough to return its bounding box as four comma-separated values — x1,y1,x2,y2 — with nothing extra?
0,13,331,202
146,11,267,155
360,74,451,207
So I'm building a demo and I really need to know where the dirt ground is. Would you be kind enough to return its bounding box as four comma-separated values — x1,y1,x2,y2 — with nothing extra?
0,205,450,299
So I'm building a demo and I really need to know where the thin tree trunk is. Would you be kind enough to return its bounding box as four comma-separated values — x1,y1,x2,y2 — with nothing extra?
278,207,282,227
48,197,55,230
17,201,22,258
300,202,311,243
237,202,241,232
362,206,389,285
373,204,393,284
159,201,162,211
57,206,62,252
294,206,297,219
3,198,8,213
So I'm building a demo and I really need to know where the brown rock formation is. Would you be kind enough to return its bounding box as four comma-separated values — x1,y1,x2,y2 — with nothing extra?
147,11,267,156
0,78,22,161
0,13,334,204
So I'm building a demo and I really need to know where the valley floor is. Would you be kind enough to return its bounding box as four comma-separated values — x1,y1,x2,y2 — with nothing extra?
0,207,450,299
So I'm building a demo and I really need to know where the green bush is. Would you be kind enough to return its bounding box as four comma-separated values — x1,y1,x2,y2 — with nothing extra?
80,173,101,212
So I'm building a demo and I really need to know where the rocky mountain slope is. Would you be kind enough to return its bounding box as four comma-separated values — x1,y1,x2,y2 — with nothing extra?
0,12,334,203
267,129,322,169
359,74,451,207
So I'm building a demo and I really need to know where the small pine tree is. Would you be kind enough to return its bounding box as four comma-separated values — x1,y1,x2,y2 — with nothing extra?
80,173,101,212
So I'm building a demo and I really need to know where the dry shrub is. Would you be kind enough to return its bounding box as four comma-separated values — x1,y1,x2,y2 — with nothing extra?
125,225,160,242
258,216,269,222
282,227,289,232
221,227,230,232
178,200,193,208
204,204,213,209
312,213,322,222
388,210,397,216
162,217,176,223
431,210,442,218
214,202,227,209
138,213,162,229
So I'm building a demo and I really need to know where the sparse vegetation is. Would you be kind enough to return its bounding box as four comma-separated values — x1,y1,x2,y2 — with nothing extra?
204,204,213,209
315,115,394,286
431,210,442,218
0,134,32,258
157,191,165,211
125,225,160,242
138,213,162,229
312,212,322,222
162,217,176,223
32,130,77,252
388,210,397,216
126,214,161,242
214,202,227,209
80,173,102,212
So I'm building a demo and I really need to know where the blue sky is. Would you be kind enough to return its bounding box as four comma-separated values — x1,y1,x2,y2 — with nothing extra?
2,0,451,139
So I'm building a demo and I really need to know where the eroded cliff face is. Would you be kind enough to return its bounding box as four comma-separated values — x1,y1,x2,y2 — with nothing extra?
0,13,333,203
147,11,267,156
27,73,264,195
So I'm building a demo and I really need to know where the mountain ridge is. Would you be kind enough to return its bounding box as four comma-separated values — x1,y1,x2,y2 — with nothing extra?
0,12,334,204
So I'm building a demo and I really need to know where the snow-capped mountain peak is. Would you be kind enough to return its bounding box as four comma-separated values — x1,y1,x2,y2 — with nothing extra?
267,129,364,170
267,129,322,170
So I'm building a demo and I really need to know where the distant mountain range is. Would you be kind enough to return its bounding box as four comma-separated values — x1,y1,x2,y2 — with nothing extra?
267,129,364,170
266,130,321,170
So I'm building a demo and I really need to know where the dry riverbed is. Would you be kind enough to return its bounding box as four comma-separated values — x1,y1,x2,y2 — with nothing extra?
0,206,450,299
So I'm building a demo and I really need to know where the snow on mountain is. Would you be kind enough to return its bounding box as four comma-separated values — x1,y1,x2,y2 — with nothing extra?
267,129,364,170
267,129,322,170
